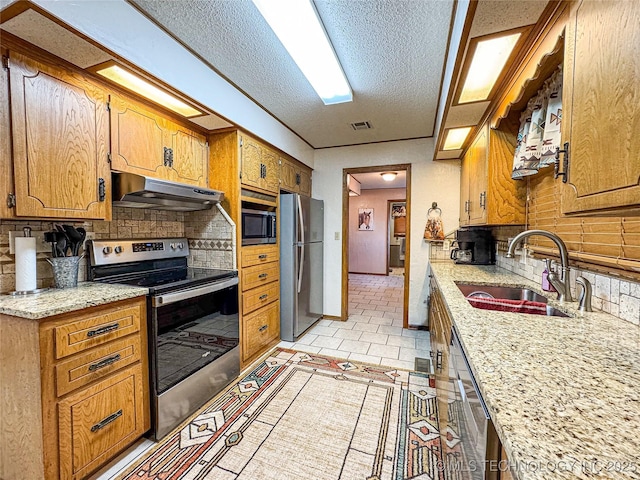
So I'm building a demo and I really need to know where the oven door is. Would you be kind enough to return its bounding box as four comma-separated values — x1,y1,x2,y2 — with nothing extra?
149,277,240,439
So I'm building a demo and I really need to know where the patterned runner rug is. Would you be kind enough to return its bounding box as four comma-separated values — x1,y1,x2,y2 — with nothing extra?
118,348,453,480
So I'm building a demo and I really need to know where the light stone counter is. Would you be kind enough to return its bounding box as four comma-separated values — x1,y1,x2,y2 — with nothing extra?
429,262,640,480
0,282,148,319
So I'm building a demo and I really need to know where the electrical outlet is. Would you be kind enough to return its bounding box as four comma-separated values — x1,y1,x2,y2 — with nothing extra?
442,240,451,251
334,232,340,240
9,230,51,254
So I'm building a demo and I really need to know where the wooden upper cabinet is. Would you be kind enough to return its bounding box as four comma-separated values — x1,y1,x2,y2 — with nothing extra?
561,0,640,215
109,93,208,187
280,155,312,196
0,52,14,219
7,51,111,220
460,122,526,226
240,133,279,194
467,127,488,225
168,126,208,186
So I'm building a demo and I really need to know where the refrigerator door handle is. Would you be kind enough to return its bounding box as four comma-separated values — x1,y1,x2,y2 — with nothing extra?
297,194,305,245
297,244,305,294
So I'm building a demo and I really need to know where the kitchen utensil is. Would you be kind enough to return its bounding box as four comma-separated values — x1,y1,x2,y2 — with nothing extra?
55,231,68,257
44,231,57,257
62,225,83,256
75,227,87,256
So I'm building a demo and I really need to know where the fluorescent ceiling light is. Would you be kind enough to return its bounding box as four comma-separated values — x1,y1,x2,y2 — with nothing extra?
459,32,521,103
252,0,352,105
443,127,472,150
95,64,202,117
381,172,397,182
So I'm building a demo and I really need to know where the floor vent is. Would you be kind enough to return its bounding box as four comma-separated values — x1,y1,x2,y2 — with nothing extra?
350,121,373,131
414,357,431,373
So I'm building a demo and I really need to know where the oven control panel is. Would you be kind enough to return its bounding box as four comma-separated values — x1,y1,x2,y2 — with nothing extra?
87,238,189,266
133,242,165,252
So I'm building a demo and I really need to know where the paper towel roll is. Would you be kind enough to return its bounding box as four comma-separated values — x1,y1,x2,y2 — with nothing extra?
15,237,37,292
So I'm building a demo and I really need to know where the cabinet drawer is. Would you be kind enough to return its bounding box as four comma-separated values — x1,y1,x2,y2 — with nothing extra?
242,262,279,291
243,302,279,362
242,245,279,268
53,303,143,359
55,335,142,397
58,364,147,479
243,281,279,314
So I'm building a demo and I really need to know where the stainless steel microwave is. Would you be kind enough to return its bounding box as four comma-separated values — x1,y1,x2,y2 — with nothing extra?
242,208,277,245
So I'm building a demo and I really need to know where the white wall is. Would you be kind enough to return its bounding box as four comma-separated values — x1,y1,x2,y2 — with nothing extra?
313,138,461,325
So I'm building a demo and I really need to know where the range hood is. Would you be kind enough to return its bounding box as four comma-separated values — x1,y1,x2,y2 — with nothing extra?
112,172,224,211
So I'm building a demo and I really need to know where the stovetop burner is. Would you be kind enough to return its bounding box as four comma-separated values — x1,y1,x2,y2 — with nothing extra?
115,267,237,295
86,237,237,294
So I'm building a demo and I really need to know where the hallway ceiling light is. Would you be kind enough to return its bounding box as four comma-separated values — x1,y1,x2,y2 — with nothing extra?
380,172,397,182
95,63,203,117
252,0,352,105
458,31,521,104
443,127,472,150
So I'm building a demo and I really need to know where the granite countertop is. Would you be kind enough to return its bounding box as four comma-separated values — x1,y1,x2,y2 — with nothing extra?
0,282,148,319
429,262,640,480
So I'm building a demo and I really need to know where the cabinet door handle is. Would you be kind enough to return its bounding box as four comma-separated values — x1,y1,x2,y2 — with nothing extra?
98,178,106,202
258,273,268,279
88,353,121,372
259,294,268,300
91,409,123,432
258,254,268,259
87,322,119,338
258,324,268,332
163,147,174,167
295,173,301,185
479,191,486,209
436,350,443,372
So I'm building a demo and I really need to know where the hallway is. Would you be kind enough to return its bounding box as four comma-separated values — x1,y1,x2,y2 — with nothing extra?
278,273,430,371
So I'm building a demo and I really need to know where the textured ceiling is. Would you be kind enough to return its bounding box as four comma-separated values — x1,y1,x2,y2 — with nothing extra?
130,0,454,149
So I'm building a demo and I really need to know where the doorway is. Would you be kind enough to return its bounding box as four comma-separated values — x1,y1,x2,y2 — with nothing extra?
388,200,406,276
342,164,411,328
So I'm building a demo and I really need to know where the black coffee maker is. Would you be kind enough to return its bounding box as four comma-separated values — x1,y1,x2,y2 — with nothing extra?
450,228,495,265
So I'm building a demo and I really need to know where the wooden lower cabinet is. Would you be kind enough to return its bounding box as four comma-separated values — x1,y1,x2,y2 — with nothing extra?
0,296,149,480
57,364,146,479
240,244,280,366
242,302,280,363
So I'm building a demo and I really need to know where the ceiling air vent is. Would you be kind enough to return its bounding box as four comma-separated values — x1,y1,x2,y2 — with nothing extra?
350,121,373,131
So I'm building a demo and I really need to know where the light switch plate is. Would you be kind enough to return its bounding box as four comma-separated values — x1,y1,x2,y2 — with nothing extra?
8,230,51,254
334,232,340,240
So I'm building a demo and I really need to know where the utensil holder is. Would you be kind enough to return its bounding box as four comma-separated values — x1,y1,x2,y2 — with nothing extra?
47,256,82,289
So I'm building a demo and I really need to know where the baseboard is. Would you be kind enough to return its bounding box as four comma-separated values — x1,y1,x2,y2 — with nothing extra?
348,271,388,276
322,314,343,321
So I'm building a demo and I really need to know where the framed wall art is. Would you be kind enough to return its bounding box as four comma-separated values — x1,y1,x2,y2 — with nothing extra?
358,208,374,230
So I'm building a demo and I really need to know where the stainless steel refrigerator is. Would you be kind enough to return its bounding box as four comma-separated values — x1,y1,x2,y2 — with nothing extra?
280,193,324,341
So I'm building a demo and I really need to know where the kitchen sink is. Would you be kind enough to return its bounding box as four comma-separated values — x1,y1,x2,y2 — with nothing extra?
456,283,570,317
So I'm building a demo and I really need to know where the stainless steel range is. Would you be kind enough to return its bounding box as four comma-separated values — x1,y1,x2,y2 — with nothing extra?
87,238,239,440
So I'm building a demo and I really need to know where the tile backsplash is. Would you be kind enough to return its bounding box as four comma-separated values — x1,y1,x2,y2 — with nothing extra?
0,206,234,294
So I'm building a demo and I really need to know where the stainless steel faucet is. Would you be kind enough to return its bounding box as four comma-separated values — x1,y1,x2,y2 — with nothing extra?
576,277,593,312
506,229,573,302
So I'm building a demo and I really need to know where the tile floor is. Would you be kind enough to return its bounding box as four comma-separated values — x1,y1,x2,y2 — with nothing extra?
278,273,431,371
93,273,429,479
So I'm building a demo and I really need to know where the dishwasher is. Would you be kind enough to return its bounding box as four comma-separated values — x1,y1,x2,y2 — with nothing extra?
450,327,501,480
